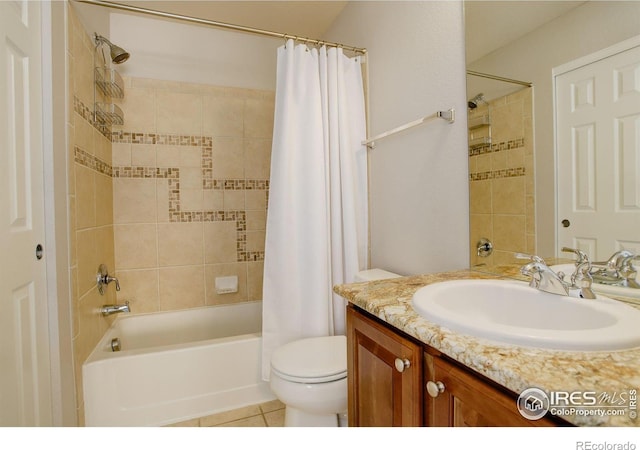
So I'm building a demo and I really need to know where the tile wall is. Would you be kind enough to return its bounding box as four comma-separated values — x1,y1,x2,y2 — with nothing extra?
67,4,117,423
67,4,274,422
111,78,274,312
468,88,535,266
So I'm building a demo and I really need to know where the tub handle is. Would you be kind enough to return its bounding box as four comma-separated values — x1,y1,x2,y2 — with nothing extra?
97,264,120,295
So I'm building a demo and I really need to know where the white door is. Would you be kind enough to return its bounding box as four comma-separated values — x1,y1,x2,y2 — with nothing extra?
556,41,640,260
0,1,52,426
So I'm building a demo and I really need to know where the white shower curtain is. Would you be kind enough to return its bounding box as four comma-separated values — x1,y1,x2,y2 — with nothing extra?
261,40,368,380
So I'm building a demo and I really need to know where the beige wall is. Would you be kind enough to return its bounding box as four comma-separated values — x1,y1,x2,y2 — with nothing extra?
111,78,273,312
67,3,116,424
467,1,640,257
468,88,535,266
324,1,470,275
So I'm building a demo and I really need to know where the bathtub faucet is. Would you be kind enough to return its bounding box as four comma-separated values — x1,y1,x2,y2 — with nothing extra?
101,300,130,316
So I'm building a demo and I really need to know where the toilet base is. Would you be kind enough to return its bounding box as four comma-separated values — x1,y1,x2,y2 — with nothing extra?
284,406,340,427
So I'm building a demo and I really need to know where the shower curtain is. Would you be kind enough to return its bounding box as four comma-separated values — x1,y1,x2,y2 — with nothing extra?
261,40,368,380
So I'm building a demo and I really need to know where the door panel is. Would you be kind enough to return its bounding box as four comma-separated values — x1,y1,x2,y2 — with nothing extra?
0,0,52,426
556,44,640,259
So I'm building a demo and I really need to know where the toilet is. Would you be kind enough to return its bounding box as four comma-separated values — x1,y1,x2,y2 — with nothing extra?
269,268,401,427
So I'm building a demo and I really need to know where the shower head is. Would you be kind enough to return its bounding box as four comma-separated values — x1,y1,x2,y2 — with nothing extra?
468,93,487,109
94,33,130,64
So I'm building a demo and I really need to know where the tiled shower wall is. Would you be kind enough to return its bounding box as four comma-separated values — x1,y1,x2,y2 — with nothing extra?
67,4,116,424
468,88,535,266
67,3,274,421
111,78,274,312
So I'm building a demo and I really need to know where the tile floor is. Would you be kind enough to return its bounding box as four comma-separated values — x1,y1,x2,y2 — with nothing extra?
166,399,285,427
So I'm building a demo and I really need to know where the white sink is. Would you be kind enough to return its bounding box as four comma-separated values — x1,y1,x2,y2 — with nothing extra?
411,279,640,351
550,263,640,301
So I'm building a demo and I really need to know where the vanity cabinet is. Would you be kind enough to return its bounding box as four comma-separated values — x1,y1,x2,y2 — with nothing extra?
346,305,423,426
424,352,556,427
347,305,561,427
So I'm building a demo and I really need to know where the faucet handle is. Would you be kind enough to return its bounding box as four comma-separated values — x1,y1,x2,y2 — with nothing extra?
97,264,120,295
107,275,121,291
571,261,596,299
561,247,590,265
516,254,546,288
514,253,545,263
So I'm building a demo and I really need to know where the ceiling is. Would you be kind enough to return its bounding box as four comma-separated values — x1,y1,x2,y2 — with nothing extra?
464,1,586,63
114,1,348,39
83,1,587,61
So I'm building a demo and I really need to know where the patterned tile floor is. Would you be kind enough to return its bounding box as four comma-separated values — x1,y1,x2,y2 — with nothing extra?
166,400,285,427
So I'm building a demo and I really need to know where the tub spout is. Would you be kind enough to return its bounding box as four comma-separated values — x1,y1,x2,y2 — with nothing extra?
101,301,130,316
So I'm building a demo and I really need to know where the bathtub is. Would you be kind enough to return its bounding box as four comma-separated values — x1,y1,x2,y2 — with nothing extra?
83,301,275,426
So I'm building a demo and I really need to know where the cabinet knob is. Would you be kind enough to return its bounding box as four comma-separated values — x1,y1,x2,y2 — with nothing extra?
426,381,446,398
394,358,411,373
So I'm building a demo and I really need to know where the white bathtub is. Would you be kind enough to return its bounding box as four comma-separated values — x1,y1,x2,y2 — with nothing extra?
83,301,275,426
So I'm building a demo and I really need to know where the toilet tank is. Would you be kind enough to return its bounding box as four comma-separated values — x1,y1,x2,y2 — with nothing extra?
354,269,401,282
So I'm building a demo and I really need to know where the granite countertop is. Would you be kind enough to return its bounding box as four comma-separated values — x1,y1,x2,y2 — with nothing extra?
334,264,640,427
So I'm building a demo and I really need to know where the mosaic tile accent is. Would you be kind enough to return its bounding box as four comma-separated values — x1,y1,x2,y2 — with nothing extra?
73,96,112,140
469,167,526,181
111,131,212,147
111,132,269,262
74,147,113,177
73,96,93,124
75,125,270,262
468,137,527,181
112,166,180,179
202,146,213,189
469,137,525,157
209,179,271,191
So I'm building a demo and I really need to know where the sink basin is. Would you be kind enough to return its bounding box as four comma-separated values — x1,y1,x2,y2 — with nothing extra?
411,279,640,351
550,263,640,301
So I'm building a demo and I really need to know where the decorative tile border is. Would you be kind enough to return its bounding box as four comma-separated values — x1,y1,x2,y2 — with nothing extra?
468,137,528,180
74,147,113,177
209,179,271,190
73,96,112,140
469,167,526,181
469,137,525,157
74,126,271,262
111,131,212,147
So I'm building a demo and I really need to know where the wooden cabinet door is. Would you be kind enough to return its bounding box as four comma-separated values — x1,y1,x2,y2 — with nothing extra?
346,306,422,426
425,353,556,427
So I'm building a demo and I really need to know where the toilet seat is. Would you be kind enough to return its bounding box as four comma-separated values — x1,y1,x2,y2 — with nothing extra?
271,335,347,384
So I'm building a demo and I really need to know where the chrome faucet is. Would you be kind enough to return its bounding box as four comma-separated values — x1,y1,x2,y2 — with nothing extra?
590,250,639,289
561,247,596,299
517,254,570,296
101,300,130,316
97,264,120,295
516,250,596,299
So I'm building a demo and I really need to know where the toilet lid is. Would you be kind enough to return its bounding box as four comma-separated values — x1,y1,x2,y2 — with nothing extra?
271,335,347,383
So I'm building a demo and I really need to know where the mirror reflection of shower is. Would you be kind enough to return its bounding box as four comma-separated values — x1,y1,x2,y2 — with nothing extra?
467,93,488,109
467,91,491,152
466,70,536,267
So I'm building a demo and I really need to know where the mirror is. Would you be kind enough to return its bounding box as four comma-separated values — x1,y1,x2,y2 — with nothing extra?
464,1,640,266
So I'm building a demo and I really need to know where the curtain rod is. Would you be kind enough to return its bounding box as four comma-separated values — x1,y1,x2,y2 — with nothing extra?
74,0,367,55
466,70,532,87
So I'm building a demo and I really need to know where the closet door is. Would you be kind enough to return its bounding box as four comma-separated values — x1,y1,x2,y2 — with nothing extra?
0,0,52,426
556,41,640,259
